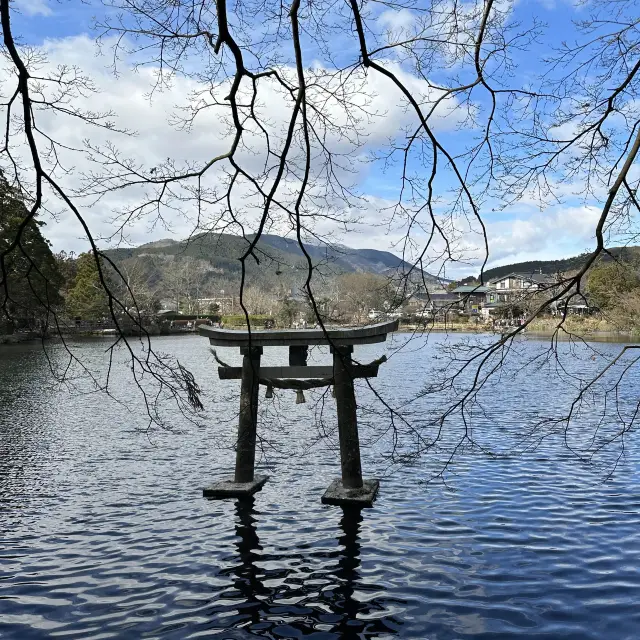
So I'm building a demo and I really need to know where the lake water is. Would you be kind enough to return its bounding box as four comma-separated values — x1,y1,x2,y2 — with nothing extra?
1,334,640,639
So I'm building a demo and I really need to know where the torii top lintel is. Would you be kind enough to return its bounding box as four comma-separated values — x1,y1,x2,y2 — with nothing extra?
198,319,399,348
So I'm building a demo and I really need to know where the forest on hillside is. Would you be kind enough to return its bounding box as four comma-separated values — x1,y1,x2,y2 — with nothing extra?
468,247,640,283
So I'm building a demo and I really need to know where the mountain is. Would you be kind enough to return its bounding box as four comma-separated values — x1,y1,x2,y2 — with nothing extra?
472,246,640,282
253,234,435,277
103,231,445,297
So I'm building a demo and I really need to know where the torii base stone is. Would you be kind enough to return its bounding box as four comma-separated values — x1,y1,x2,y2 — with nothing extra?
203,475,269,499
321,478,380,507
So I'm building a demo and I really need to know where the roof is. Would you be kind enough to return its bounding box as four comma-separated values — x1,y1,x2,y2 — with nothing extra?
199,319,399,347
410,290,448,300
426,293,459,301
489,272,554,285
450,285,492,294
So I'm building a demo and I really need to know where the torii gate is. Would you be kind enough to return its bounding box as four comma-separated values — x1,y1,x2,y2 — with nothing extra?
198,320,398,507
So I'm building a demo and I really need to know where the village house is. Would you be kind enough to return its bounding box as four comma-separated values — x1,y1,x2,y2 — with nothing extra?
489,272,555,304
404,292,462,320
472,272,557,319
448,273,564,320
449,285,493,316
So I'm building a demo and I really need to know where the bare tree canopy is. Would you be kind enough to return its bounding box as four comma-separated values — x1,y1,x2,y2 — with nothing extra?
1,0,640,475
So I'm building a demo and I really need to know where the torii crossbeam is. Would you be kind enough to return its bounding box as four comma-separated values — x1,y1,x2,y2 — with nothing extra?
198,320,398,507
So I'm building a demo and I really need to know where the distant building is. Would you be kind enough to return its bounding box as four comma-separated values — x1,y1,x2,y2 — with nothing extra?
194,297,235,314
488,272,555,304
448,274,560,319
404,292,461,320
450,285,493,315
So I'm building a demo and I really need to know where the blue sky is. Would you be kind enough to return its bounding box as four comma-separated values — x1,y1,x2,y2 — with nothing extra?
4,0,634,277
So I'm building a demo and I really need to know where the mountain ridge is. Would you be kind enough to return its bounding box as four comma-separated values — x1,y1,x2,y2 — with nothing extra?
470,246,640,283
103,231,447,295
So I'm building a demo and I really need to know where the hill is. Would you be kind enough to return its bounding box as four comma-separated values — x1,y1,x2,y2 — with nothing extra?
103,232,445,299
253,235,437,278
471,247,640,282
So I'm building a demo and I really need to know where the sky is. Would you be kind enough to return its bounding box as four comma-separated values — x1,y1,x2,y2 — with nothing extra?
2,0,633,278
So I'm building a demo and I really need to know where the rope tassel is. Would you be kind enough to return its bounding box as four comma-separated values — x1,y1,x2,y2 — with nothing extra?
295,389,306,404
265,384,273,398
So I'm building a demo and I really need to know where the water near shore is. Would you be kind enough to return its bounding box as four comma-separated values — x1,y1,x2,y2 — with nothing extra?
1,334,640,639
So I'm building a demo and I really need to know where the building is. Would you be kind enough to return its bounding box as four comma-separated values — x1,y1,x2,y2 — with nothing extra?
450,285,493,315
404,292,461,320
193,296,236,314
449,274,561,320
488,272,555,304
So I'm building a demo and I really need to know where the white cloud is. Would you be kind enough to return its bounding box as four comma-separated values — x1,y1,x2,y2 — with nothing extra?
1,34,472,256
14,0,52,16
0,33,611,279
378,9,416,32
453,205,601,276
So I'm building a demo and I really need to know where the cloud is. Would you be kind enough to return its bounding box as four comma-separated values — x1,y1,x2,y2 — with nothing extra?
0,33,608,278
1,34,472,256
378,9,416,32
466,205,602,274
13,0,52,16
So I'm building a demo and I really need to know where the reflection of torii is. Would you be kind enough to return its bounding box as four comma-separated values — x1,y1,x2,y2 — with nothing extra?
217,498,403,638
226,498,265,627
334,506,364,630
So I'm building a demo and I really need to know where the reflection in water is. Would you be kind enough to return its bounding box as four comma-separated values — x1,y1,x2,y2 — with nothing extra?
218,498,402,638
333,506,402,638
229,496,267,629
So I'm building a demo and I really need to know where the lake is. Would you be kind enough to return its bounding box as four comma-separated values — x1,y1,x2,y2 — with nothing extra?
1,333,639,639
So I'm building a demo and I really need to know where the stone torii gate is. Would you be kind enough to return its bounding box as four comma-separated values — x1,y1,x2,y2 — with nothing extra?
199,320,398,507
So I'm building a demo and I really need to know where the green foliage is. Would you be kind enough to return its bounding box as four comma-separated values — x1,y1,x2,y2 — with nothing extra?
587,261,640,310
275,298,300,327
0,176,63,329
477,247,640,282
55,251,78,295
66,252,111,320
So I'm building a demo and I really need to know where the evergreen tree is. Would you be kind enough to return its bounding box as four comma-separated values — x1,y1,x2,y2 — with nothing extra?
587,261,640,310
0,176,63,332
66,252,111,320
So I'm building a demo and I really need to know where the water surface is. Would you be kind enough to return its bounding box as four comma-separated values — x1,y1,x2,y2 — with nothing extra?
1,334,639,639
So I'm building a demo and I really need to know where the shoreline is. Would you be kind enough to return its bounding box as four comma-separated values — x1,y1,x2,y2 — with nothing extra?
0,328,199,345
3,325,638,346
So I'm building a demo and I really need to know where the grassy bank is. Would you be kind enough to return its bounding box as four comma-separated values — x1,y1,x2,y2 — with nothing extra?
527,316,639,338
399,317,640,339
